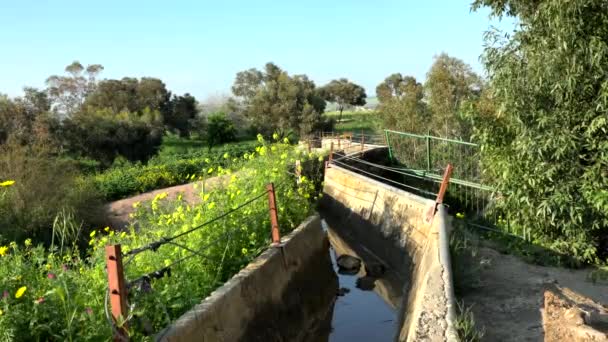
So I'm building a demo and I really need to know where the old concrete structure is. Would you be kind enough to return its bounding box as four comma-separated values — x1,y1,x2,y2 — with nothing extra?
321,162,457,341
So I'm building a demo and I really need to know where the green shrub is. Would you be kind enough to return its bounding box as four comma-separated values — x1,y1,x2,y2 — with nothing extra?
0,143,102,246
206,112,236,148
93,140,260,201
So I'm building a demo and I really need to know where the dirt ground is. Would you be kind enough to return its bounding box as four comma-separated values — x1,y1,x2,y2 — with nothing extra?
458,246,608,341
103,175,229,229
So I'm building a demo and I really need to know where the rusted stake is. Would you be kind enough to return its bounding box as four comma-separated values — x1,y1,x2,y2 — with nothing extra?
266,183,281,245
295,160,302,184
105,244,129,341
425,164,454,223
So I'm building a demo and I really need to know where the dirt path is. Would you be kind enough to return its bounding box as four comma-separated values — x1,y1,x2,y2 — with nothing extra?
458,246,608,341
103,175,229,229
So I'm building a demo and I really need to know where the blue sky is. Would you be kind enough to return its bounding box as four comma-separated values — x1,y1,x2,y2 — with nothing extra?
0,0,514,100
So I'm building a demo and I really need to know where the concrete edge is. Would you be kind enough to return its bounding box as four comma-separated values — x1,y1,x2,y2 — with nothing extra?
155,214,323,341
326,163,434,208
436,205,458,341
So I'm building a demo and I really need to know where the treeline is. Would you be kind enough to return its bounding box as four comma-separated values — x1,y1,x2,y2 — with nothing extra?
376,52,484,139
0,60,368,246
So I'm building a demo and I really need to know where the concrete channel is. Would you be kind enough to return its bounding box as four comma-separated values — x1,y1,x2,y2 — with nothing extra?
157,147,457,342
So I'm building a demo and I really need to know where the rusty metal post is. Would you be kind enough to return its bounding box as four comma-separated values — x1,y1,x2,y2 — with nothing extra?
425,164,454,223
105,245,128,341
266,183,281,245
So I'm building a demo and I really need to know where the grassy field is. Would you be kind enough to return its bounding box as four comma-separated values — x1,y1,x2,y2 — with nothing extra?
325,110,382,135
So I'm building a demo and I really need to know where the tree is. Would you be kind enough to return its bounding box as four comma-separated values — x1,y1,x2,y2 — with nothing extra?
470,0,608,262
206,112,237,148
84,77,171,115
320,78,366,122
376,74,428,133
46,61,103,115
165,93,199,137
425,53,483,138
61,108,164,165
0,89,57,146
231,62,326,136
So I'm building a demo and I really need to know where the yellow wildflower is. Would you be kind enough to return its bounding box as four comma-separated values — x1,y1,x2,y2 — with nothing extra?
207,202,216,210
0,246,8,256
283,137,289,144
0,180,15,187
456,213,465,219
104,226,110,232
207,168,214,174
15,286,26,299
90,231,96,238
24,239,32,247
120,232,127,238
0,308,3,315
223,153,229,159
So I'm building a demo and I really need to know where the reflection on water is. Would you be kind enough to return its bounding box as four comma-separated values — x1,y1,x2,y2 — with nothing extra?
322,219,399,342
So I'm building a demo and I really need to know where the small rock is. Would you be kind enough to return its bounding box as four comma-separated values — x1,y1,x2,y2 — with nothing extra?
356,276,376,291
337,254,361,274
337,287,351,296
365,262,386,277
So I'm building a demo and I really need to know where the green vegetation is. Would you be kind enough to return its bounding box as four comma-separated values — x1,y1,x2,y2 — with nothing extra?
231,62,331,137
468,0,608,263
0,138,323,340
325,110,381,135
319,78,367,123
376,53,482,138
92,139,259,201
454,301,485,342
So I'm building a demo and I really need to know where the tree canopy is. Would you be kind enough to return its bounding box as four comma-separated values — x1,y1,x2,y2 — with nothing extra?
470,0,608,262
231,62,327,136
320,78,366,122
425,53,483,138
376,73,428,133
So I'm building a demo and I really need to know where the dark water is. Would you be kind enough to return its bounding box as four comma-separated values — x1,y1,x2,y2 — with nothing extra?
322,220,398,342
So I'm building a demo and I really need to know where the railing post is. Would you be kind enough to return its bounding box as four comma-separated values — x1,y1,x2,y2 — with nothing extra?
425,164,453,223
361,132,365,151
385,130,393,162
266,183,281,245
295,160,301,184
426,134,431,171
105,245,129,341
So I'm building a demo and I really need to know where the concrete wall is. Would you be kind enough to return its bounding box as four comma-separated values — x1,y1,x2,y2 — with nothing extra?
156,214,338,342
321,163,457,342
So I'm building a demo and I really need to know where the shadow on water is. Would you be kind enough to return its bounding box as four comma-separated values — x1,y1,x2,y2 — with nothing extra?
321,219,401,342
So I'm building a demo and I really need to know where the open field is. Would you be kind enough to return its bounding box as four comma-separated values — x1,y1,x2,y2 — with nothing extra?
325,110,382,135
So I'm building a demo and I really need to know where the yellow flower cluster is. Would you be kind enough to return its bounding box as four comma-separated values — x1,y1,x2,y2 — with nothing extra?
0,180,15,187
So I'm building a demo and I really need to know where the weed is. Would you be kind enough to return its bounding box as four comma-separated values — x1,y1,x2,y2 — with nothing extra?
455,301,484,342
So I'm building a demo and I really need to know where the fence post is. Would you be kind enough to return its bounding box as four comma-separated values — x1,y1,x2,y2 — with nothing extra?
385,130,393,162
105,245,129,341
307,140,311,153
295,160,301,184
329,142,334,165
426,134,431,172
425,164,453,224
266,183,281,245
361,132,365,151
338,134,341,149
